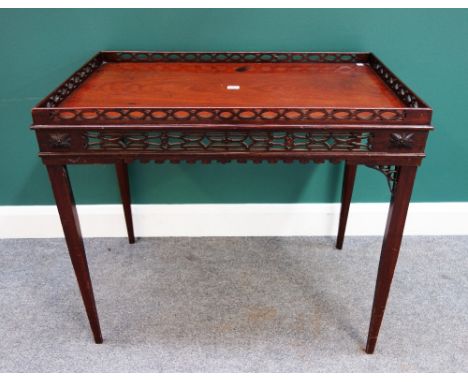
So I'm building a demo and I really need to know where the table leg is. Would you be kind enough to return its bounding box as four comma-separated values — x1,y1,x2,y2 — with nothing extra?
336,162,357,249
46,165,103,344
365,165,417,354
115,161,135,244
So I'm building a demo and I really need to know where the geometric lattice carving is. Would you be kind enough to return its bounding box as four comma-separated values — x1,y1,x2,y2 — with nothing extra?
113,51,359,64
51,108,405,124
45,56,102,108
366,164,399,194
84,131,372,152
371,59,421,108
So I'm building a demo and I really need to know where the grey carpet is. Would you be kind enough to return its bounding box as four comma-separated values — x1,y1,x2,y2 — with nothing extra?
0,236,467,372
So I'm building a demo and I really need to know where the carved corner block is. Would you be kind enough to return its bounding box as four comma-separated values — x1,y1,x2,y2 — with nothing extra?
390,132,414,149
48,133,72,149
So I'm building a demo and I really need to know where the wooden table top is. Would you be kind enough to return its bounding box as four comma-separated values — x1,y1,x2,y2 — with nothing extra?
33,52,431,126
60,62,405,109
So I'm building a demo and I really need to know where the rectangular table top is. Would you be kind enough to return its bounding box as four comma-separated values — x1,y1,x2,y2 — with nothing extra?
32,52,433,171
32,52,431,126
60,62,404,109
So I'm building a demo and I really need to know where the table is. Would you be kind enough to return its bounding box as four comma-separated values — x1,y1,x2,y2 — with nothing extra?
31,51,433,353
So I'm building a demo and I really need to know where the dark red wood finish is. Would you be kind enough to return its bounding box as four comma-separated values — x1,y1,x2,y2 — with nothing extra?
115,161,135,244
59,62,405,109
336,162,357,249
46,165,103,343
365,165,418,354
31,51,433,354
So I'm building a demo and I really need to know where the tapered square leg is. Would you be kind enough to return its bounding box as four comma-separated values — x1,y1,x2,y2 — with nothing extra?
47,165,103,343
115,161,135,244
336,162,357,249
365,165,417,354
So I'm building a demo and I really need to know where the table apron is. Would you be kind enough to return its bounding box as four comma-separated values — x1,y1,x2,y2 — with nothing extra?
35,127,429,165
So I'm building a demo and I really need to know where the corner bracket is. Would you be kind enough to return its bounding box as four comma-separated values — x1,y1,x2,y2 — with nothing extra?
365,165,399,194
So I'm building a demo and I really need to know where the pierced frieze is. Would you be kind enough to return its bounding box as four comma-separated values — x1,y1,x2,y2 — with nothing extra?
366,164,399,193
371,59,422,108
84,131,372,153
50,108,405,124
44,56,103,107
112,51,358,64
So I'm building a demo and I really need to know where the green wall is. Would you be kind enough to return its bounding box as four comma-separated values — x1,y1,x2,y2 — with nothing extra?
1,9,467,205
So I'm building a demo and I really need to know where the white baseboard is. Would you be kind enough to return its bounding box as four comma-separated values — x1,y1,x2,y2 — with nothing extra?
1,203,467,239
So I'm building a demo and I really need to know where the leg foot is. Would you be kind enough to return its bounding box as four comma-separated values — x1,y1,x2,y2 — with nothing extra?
336,163,357,249
47,165,103,343
365,165,417,353
115,161,135,244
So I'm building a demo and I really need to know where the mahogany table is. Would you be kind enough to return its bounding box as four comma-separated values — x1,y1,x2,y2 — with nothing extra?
31,51,432,353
